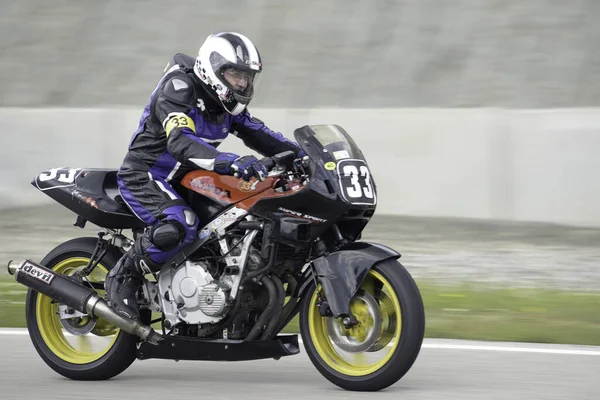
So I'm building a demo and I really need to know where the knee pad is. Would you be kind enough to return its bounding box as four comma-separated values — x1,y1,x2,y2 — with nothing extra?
150,221,186,251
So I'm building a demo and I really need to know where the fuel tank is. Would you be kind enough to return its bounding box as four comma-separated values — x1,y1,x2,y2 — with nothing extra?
177,171,277,221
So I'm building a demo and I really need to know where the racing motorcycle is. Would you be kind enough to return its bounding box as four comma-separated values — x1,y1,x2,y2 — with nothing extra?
7,124,425,392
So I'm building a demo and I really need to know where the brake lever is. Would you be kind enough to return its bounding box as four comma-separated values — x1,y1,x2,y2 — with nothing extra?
254,170,265,187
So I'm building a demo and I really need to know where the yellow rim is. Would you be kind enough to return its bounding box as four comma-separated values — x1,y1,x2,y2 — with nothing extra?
308,269,402,376
35,257,120,364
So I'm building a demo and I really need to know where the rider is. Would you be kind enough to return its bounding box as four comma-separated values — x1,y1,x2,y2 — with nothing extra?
104,32,305,320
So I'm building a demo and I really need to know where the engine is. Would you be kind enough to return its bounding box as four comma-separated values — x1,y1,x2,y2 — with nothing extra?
155,230,269,332
158,260,231,327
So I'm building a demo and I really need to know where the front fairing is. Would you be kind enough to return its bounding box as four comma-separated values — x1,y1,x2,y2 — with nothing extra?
247,125,377,247
294,125,377,207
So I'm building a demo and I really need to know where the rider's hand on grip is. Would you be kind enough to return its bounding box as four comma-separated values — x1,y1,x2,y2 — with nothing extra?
230,155,267,182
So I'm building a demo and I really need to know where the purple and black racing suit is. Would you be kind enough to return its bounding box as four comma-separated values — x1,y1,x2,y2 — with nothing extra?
117,53,303,268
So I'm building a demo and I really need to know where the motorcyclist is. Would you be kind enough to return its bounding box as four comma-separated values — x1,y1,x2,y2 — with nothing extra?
104,32,305,320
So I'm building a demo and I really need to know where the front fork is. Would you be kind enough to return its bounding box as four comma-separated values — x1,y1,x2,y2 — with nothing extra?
315,291,360,329
310,236,360,329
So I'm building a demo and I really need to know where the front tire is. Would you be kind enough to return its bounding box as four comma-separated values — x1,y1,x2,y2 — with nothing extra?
25,237,138,380
299,259,425,391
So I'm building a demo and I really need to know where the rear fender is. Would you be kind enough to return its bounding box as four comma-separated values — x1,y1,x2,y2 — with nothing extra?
297,242,400,317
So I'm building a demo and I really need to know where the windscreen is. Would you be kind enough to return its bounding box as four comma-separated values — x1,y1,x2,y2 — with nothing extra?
294,124,376,206
294,124,366,163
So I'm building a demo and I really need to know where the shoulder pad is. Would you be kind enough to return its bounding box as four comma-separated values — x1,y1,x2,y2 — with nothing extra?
161,74,195,106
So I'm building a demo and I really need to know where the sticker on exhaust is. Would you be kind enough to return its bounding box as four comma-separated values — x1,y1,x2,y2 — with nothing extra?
18,262,56,285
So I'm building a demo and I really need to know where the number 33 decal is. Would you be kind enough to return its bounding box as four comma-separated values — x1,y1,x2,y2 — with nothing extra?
36,168,82,191
39,168,78,183
337,160,376,205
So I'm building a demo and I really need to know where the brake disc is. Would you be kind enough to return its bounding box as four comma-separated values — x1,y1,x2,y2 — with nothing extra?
326,290,382,353
367,290,397,352
58,304,98,335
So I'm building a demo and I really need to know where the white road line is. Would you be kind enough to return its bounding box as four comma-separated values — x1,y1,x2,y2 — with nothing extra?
0,329,29,335
0,328,599,356
421,343,600,356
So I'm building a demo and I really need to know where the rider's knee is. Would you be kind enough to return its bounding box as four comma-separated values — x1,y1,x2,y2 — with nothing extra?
154,207,199,249
150,221,187,251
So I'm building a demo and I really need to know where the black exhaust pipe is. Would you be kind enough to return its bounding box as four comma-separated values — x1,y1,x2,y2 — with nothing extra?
7,259,162,344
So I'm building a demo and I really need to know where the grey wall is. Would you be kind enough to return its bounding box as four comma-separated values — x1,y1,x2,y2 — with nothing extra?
1,0,600,108
3,107,600,228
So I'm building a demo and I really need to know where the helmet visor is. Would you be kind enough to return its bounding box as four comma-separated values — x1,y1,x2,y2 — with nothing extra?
221,67,260,102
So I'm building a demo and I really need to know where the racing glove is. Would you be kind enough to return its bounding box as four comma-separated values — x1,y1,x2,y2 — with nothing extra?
214,153,268,182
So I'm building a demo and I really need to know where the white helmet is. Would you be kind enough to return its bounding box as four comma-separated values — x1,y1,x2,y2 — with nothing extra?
194,32,263,115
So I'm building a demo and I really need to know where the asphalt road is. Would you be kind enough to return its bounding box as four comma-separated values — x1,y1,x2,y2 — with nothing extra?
0,330,598,400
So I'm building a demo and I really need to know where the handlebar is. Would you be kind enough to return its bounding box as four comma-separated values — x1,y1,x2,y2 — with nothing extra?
237,151,310,192
260,150,297,172
260,156,276,170
256,150,310,188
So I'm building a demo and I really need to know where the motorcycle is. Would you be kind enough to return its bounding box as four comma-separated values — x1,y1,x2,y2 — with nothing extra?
7,124,425,391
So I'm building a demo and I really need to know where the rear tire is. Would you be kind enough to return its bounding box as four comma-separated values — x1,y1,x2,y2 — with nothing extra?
25,237,138,380
299,259,425,391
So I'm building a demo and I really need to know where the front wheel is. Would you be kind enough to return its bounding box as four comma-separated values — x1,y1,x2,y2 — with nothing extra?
299,259,425,391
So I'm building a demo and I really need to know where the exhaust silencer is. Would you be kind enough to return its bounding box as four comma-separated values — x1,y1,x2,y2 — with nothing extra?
7,259,162,344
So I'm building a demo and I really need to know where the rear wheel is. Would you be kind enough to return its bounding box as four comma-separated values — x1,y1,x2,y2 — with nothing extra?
299,259,425,391
25,237,138,380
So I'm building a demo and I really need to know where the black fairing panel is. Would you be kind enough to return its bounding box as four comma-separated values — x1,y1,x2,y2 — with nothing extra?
310,242,400,317
249,168,376,248
32,167,146,229
249,182,343,248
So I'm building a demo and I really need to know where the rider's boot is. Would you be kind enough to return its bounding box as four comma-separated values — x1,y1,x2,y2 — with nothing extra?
104,239,160,321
